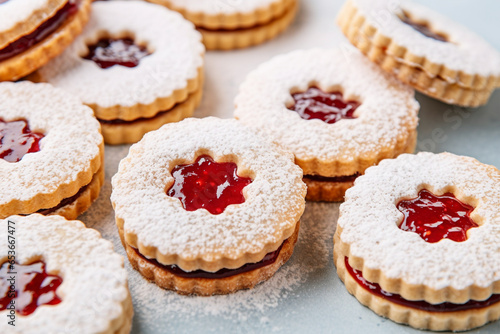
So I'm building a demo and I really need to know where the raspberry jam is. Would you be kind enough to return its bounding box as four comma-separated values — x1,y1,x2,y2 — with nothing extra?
344,257,500,312
304,173,360,183
289,87,359,124
167,155,253,215
397,190,477,243
134,242,283,279
0,119,44,163
0,261,63,316
83,38,150,69
400,12,448,42
0,1,78,62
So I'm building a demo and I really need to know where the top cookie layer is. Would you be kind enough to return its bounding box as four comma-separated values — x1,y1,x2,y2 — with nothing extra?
37,1,204,119
164,0,282,15
234,48,419,177
338,152,500,303
111,117,306,272
0,0,67,49
0,214,130,334
350,0,500,80
0,82,102,217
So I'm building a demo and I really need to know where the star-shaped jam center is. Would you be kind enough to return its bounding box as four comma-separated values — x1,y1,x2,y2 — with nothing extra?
83,38,151,69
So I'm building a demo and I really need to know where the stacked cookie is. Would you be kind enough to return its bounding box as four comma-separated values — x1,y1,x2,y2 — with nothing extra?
148,0,298,50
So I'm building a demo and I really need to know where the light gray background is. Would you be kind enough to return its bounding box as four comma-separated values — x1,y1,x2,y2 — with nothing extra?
81,0,500,333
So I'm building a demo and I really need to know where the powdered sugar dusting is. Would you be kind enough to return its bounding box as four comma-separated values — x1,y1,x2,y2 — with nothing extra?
166,0,282,15
0,0,57,34
38,1,204,108
339,152,500,290
111,117,306,271
234,48,419,164
352,0,500,76
0,82,102,208
0,214,130,334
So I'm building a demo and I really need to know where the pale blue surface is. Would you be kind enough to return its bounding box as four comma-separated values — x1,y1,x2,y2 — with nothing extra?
83,0,500,333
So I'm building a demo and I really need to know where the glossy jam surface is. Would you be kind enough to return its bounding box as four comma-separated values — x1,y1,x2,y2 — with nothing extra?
344,257,500,312
289,88,359,124
0,119,44,162
135,243,283,279
304,173,360,183
397,190,477,243
400,12,448,42
83,38,150,69
167,156,252,215
0,261,63,316
0,1,78,62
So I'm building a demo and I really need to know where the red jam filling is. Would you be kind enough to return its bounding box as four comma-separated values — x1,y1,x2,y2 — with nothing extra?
304,173,360,183
134,243,283,279
167,155,253,215
289,87,360,124
344,257,500,312
83,38,150,69
0,1,78,62
0,261,63,316
400,12,448,42
397,190,477,243
0,119,44,163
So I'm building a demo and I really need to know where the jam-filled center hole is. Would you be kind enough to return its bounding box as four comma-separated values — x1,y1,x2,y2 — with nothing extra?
0,119,44,163
83,36,151,69
399,11,449,42
167,155,253,215
397,189,477,243
288,87,360,124
0,261,63,316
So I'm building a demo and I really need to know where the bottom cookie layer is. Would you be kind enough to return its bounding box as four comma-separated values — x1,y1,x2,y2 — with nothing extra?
100,87,203,145
333,246,500,331
38,166,104,220
198,0,297,50
120,222,300,296
303,175,357,202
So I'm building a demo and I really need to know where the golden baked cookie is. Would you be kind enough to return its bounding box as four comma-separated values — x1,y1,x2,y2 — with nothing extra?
111,117,306,295
0,214,132,333
334,152,500,331
36,1,205,144
0,81,103,219
147,0,298,50
337,0,500,107
234,48,419,202
0,0,92,81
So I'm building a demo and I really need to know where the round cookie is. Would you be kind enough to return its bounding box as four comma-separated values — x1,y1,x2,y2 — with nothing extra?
337,0,500,107
36,0,205,144
147,0,298,50
0,0,92,81
0,81,103,219
0,214,132,334
334,152,500,331
111,117,306,295
234,48,419,202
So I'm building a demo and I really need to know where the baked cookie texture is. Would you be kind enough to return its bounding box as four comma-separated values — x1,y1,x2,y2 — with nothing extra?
112,117,306,295
36,1,205,144
0,81,103,219
147,0,298,50
337,0,500,107
234,48,419,201
0,0,92,81
0,214,132,334
334,152,500,331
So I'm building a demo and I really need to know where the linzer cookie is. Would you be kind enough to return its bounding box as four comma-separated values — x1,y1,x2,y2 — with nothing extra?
0,82,103,219
111,117,306,295
0,214,132,333
334,152,500,331
0,0,92,82
337,0,500,107
36,1,204,145
234,49,419,202
147,0,298,50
